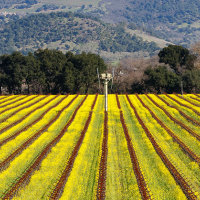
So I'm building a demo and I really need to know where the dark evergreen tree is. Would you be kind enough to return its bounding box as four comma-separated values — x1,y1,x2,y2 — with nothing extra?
67,52,107,93
34,48,68,94
158,45,196,75
144,65,180,93
182,69,200,93
0,52,26,94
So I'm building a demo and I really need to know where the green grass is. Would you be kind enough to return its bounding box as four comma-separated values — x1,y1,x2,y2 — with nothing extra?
0,0,102,14
40,0,101,6
191,20,200,28
128,95,200,193
161,95,200,124
120,95,187,200
140,95,200,158
126,28,173,48
178,23,189,28
106,95,140,200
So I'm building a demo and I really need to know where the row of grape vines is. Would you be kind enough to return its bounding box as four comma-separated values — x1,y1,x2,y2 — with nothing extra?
0,94,200,199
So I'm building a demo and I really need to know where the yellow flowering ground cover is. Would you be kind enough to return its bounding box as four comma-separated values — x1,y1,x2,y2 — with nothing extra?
0,94,200,199
0,95,36,113
105,94,141,200
0,95,56,130
0,95,78,164
176,94,200,105
0,95,87,198
11,95,96,199
0,95,43,120
0,95,26,108
0,95,61,140
0,95,45,121
0,95,20,104
128,95,200,198
149,94,200,133
189,94,200,102
120,95,187,200
168,94,200,113
0,95,6,99
141,95,200,157
160,94,200,123
176,93,200,106
60,95,104,200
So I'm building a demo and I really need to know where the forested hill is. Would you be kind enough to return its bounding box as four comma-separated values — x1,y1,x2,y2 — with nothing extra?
0,0,38,9
1,0,200,48
97,0,200,46
100,0,200,25
0,11,160,59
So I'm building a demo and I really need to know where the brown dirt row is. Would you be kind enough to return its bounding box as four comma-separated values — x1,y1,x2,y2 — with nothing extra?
96,110,108,200
136,94,200,164
174,93,200,107
50,93,98,199
126,94,198,200
190,96,200,103
0,95,22,106
0,94,13,101
155,94,200,126
0,94,78,171
0,95,39,115
145,94,200,142
116,94,152,200
2,94,88,199
0,95,73,149
165,93,200,116
0,94,59,134
0,95,48,123
0,95,29,108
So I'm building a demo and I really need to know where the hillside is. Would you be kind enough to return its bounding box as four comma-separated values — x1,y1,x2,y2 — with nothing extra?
0,11,162,60
1,0,200,47
96,0,200,46
1,0,199,54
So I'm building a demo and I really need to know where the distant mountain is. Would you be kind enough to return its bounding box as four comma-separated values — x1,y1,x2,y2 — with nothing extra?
0,12,163,61
0,0,198,56
0,0,38,9
92,0,200,47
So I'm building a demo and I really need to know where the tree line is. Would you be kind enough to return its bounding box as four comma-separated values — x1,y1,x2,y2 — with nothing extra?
109,44,200,94
0,11,159,56
0,49,107,94
0,0,38,9
140,45,199,94
1,44,200,95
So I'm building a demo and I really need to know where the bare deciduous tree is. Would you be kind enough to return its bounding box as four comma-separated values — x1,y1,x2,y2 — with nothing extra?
190,42,200,69
106,56,168,94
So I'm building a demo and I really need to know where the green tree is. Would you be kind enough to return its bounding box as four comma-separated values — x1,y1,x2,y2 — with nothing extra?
54,62,75,94
34,48,68,94
0,73,5,95
144,65,180,93
0,52,26,94
182,69,200,93
24,52,43,94
158,45,196,75
67,52,107,93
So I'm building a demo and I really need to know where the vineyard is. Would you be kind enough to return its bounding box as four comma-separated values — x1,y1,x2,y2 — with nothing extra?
0,93,200,199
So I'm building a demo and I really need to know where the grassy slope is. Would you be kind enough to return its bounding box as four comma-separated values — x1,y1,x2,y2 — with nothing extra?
2,0,200,47
0,0,171,61
0,0,101,13
126,28,173,49
0,11,164,62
